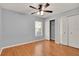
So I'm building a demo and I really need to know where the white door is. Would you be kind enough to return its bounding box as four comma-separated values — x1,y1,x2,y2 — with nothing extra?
61,17,68,45
68,15,79,48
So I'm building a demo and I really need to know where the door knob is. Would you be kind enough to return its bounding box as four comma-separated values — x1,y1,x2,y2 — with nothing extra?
70,32,72,34
64,32,65,34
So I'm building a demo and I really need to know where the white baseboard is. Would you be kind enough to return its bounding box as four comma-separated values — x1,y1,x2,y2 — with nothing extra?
0,39,46,55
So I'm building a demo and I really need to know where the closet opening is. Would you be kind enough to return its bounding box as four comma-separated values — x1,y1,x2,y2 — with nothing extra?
50,20,55,41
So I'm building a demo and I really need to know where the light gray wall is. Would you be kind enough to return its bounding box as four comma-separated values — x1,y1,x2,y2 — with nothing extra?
45,7,79,44
0,8,45,48
0,7,2,41
45,14,61,44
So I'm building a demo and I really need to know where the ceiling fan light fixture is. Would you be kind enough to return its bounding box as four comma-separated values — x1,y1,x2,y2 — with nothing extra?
40,11,44,15
37,11,44,15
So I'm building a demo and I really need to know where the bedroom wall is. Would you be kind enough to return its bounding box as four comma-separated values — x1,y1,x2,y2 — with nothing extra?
0,7,2,41
45,7,79,44
0,8,45,48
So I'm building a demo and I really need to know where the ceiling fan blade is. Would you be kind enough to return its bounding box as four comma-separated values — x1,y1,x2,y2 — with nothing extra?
29,6,37,9
44,10,53,13
45,3,50,8
38,4,42,10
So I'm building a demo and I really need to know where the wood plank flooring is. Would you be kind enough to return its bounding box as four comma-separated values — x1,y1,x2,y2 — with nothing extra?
0,40,79,56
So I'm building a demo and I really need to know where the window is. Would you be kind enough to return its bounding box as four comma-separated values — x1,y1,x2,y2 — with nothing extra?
35,21,43,37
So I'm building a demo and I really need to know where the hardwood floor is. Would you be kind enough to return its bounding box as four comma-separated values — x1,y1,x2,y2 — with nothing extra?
0,40,79,56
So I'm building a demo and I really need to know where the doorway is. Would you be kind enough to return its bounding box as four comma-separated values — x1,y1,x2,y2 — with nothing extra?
50,20,55,41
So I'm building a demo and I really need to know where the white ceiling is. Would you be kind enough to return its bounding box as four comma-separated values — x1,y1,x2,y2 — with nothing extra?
0,3,79,18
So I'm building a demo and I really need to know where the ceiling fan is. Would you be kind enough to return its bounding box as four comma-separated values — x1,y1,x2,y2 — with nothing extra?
29,3,53,15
